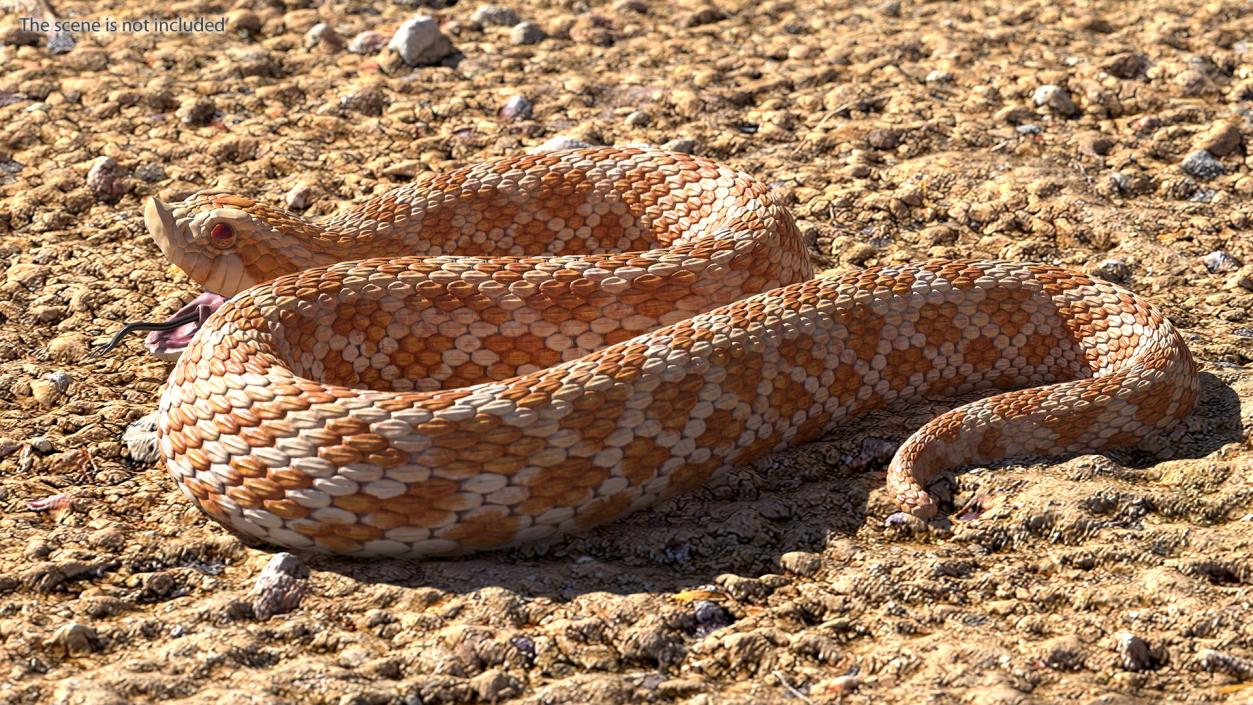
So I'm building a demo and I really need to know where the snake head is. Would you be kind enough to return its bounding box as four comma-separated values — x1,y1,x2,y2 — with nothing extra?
145,192,293,297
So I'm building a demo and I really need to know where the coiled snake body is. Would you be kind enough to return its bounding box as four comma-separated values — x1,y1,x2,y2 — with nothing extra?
141,148,1198,556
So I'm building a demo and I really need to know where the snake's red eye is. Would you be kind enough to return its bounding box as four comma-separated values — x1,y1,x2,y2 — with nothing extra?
210,222,235,249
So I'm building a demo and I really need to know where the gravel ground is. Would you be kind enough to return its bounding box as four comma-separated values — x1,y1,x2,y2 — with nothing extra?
1,0,1251,703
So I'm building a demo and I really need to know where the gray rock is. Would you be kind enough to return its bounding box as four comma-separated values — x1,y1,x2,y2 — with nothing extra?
134,163,165,182
510,21,546,45
625,110,651,127
1181,149,1224,179
250,552,309,620
661,137,697,154
347,30,388,54
925,69,953,84
286,183,315,211
1116,633,1158,671
86,156,125,204
1203,250,1241,274
472,5,520,27
388,15,454,66
43,371,70,394
178,97,216,126
498,94,533,120
1033,84,1078,116
304,22,343,51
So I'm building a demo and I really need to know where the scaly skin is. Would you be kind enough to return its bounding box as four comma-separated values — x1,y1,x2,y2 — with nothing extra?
144,147,1199,556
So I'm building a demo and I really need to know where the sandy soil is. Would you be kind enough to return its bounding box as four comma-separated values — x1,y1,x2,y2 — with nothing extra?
1,0,1251,703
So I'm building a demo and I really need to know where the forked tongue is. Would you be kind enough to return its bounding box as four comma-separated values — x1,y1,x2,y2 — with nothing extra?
94,292,226,359
145,292,226,356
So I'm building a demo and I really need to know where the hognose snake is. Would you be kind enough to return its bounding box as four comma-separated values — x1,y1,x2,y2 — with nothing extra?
136,147,1198,556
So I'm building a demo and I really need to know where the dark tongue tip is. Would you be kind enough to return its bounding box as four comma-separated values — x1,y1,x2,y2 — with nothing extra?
145,292,227,360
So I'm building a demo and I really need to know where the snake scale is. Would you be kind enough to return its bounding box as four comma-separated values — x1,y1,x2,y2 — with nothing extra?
140,147,1199,557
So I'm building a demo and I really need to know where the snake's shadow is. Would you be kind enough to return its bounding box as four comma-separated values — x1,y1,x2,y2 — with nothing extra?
294,370,1244,599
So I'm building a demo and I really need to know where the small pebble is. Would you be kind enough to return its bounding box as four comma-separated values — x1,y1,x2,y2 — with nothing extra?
471,670,523,702
225,9,262,35
778,551,822,577
661,137,697,153
1092,258,1132,283
43,371,71,394
1132,115,1161,133
24,537,53,559
88,527,126,550
1040,635,1086,671
1115,633,1158,671
347,30,388,54
1203,250,1241,274
304,23,344,52
1195,122,1242,157
787,45,815,60
498,94,533,121
472,5,520,27
30,436,53,453
994,105,1036,125
1102,52,1149,79
47,332,89,362
388,15,454,66
86,156,125,204
286,183,315,211
625,110,651,127
613,0,648,11
1080,133,1115,156
339,87,387,116
178,98,216,126
123,412,161,464
529,135,593,153
1227,265,1253,293
1033,84,1078,116
925,69,953,84
29,376,66,408
1181,150,1224,179
134,163,165,182
510,21,546,46
250,552,309,620
679,7,728,27
866,127,903,149
1107,171,1154,196
691,600,735,635
44,623,98,657
1016,123,1042,135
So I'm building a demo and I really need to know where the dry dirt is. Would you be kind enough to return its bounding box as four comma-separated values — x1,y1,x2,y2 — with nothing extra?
1,0,1252,703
